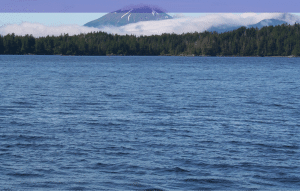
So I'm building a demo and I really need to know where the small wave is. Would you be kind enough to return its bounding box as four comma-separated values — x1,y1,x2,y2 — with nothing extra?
11,101,33,105
94,162,110,168
14,143,61,149
269,103,296,109
281,144,299,149
211,163,236,169
184,178,234,184
11,122,34,126
4,144,12,148
166,166,189,172
145,188,164,191
254,174,300,184
67,186,87,191
7,172,42,178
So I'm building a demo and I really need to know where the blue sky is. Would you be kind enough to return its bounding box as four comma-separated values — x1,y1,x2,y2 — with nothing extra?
1,0,300,12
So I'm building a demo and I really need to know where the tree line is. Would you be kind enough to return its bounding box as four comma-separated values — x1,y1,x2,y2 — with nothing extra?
1,23,300,56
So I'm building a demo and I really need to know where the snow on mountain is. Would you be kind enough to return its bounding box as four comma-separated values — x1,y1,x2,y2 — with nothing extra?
84,5,173,28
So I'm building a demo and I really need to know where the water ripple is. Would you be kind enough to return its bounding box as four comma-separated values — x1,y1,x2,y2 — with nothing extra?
0,56,299,190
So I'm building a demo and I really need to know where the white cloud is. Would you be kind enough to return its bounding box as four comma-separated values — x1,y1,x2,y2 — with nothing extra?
240,13,258,18
0,22,101,37
172,13,187,18
1,13,299,37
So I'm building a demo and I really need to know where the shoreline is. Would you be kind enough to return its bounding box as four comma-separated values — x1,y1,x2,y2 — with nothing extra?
0,54,298,57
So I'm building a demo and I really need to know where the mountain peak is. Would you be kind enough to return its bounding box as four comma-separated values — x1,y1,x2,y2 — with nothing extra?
113,5,166,14
84,5,172,28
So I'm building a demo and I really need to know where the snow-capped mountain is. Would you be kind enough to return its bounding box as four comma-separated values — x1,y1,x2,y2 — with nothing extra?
84,5,173,28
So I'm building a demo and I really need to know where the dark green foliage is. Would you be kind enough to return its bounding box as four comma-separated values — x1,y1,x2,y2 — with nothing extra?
0,35,4,54
1,23,300,56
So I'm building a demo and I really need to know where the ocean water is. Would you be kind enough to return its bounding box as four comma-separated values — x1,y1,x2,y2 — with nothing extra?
0,55,299,190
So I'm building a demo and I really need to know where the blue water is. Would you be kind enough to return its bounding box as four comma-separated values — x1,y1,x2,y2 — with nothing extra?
0,55,299,190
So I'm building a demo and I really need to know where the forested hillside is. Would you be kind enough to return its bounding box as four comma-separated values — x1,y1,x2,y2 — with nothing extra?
1,23,300,56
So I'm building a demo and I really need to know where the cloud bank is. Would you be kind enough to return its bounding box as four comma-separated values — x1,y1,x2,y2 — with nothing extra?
0,22,101,37
102,13,300,36
1,13,299,37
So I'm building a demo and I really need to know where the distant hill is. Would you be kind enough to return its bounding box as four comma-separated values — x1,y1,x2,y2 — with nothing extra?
207,19,288,34
84,5,173,28
247,19,287,29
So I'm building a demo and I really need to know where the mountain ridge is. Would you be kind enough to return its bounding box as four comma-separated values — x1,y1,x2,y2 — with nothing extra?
208,19,289,33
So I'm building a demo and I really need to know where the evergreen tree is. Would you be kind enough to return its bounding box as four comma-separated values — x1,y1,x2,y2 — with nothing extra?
0,35,4,54
1,23,300,57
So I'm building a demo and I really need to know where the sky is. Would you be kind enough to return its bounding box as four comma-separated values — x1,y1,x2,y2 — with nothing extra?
0,0,300,37
1,0,300,12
